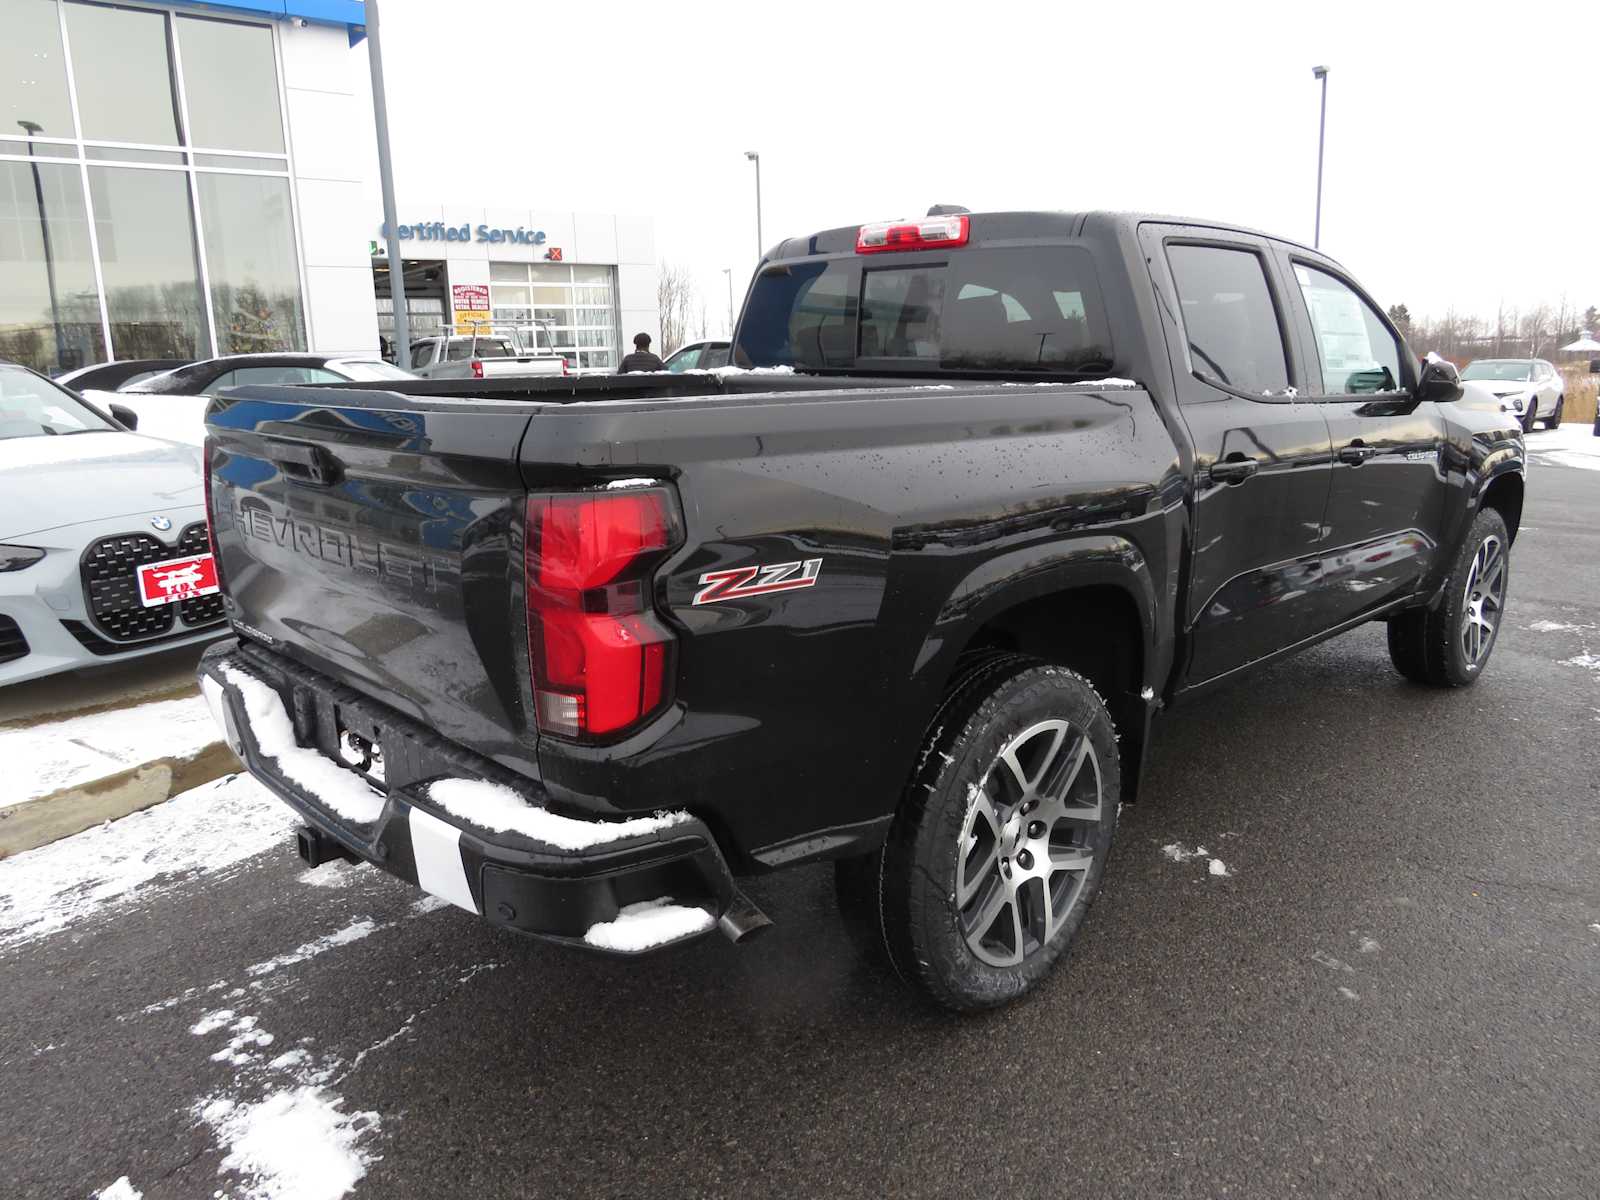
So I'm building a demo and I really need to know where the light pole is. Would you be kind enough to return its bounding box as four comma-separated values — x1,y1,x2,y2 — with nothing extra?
367,0,410,367
19,120,66,370
721,267,734,337
1312,65,1329,249
744,150,763,262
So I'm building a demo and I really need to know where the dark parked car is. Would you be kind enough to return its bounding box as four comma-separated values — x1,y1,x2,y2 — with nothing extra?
195,209,1525,1011
54,358,192,393
125,352,414,396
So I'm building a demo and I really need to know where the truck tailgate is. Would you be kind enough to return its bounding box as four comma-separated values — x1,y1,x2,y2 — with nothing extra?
205,387,539,774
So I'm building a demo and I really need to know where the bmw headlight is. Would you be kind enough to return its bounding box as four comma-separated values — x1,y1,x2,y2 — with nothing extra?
0,545,45,573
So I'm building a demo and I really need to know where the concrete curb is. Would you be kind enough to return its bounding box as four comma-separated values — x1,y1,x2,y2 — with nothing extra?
0,741,239,858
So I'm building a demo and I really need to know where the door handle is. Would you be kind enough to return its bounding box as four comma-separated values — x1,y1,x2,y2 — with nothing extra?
1209,456,1259,485
1338,443,1378,465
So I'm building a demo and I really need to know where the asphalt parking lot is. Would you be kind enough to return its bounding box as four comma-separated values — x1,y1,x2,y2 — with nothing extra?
3,446,1596,1200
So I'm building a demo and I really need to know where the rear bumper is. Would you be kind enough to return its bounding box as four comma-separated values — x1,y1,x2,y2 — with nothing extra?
198,639,769,955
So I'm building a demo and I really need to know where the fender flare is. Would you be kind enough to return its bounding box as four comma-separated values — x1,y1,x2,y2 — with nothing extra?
910,534,1162,699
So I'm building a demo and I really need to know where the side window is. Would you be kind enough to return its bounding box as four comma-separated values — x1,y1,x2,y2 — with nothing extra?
410,343,434,369
1293,264,1403,395
1165,244,1289,396
200,371,236,395
299,368,345,385
701,344,730,369
668,346,701,372
227,366,312,387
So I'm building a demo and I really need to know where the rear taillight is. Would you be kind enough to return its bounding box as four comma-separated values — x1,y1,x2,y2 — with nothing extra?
524,488,681,739
857,214,969,254
470,358,484,379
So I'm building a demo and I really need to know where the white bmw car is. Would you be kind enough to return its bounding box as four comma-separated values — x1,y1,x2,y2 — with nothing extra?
1,362,228,687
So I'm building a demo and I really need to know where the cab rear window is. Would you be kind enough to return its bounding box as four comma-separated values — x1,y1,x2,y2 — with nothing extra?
735,246,1113,374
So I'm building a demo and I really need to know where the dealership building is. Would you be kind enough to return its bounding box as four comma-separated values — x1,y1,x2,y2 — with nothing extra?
2,0,657,376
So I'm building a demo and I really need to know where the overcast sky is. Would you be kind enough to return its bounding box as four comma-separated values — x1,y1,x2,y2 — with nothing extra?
355,0,1597,338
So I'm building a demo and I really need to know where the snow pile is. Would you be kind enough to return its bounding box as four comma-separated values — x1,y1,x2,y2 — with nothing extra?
1563,653,1600,673
0,773,291,948
92,1178,142,1200
84,390,208,447
1526,423,1600,472
583,897,713,952
219,666,385,824
196,1088,379,1200
2,693,220,807
427,778,690,851
1161,841,1235,878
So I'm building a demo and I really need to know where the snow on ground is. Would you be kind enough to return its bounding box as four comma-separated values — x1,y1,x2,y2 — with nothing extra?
0,773,290,948
246,918,379,978
1525,422,1600,471
197,1086,378,1200
428,777,691,850
92,1178,142,1200
583,897,714,952
83,390,207,446
2,693,219,808
1161,841,1235,878
1528,619,1591,634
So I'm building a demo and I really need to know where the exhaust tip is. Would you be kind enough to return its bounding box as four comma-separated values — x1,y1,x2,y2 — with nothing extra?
717,889,774,944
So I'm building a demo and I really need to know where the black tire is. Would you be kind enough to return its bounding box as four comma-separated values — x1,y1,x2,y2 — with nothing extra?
1545,397,1564,429
1386,507,1510,687
1520,401,1537,434
871,660,1120,1012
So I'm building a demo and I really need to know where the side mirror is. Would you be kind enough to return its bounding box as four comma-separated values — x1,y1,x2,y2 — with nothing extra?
108,402,139,431
1417,356,1460,402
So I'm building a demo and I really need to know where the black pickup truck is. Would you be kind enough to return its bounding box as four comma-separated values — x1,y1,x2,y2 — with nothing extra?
196,210,1525,1010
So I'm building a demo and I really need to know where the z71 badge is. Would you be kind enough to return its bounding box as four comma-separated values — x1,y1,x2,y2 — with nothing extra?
692,558,823,606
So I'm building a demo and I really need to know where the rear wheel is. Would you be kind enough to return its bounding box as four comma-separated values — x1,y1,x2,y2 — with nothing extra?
1386,507,1509,687
861,660,1120,1011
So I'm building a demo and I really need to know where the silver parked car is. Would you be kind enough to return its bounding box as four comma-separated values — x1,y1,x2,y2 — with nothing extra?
0,362,226,687
1459,358,1565,431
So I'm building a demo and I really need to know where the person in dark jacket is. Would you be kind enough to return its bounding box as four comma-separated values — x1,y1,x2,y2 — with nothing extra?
618,332,666,373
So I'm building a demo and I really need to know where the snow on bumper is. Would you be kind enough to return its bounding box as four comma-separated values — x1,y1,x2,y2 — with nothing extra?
197,641,766,954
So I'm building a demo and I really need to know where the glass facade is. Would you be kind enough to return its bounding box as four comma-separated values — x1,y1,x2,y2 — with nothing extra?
489,262,620,371
0,0,304,374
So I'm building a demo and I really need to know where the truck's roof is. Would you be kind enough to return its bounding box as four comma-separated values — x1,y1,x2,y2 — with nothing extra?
771,209,1325,261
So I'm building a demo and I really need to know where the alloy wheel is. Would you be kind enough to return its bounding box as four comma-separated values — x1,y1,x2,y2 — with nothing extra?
955,719,1104,967
1460,533,1506,666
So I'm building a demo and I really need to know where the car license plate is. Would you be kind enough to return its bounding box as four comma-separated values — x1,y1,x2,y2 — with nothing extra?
135,553,220,608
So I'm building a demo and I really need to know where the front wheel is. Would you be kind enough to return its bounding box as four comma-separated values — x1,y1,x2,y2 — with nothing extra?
1545,396,1564,429
1520,401,1537,434
866,661,1120,1011
1387,507,1510,687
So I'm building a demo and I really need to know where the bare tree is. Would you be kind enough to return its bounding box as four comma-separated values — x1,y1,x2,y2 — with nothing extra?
656,263,698,356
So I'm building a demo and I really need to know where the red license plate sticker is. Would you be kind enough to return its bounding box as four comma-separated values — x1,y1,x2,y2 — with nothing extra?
135,553,220,607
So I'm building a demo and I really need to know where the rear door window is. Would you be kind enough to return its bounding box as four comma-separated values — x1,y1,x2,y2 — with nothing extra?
1165,244,1289,395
